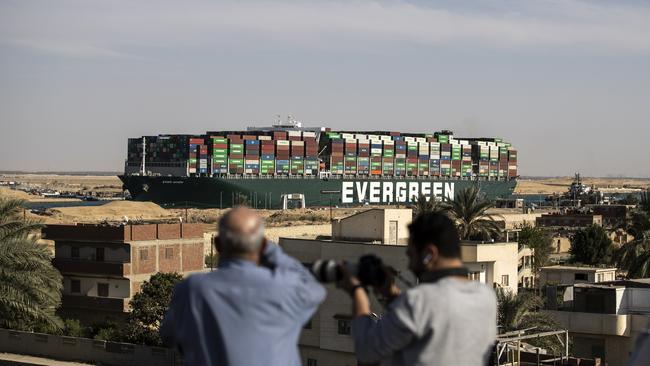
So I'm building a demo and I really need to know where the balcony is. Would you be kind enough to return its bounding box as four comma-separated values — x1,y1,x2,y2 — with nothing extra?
53,258,130,277
62,294,129,313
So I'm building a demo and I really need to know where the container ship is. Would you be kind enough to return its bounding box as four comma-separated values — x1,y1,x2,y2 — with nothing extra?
120,119,518,209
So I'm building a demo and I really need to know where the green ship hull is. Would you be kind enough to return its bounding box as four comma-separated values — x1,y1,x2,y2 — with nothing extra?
119,176,516,209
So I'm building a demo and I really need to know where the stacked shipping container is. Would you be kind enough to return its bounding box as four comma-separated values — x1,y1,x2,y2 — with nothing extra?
126,129,517,179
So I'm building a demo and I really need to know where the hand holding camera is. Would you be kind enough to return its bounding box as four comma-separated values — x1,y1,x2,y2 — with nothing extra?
310,255,402,303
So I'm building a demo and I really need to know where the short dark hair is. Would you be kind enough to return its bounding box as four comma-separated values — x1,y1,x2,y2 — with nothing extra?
408,213,461,258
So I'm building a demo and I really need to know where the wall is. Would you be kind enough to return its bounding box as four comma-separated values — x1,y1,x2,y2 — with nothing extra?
56,242,130,262
332,209,412,244
63,277,130,299
0,329,179,366
299,345,359,366
381,209,412,245
538,268,616,288
545,311,650,366
332,210,382,242
461,242,518,293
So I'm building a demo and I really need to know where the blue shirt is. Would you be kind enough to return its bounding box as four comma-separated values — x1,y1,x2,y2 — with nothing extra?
160,243,326,366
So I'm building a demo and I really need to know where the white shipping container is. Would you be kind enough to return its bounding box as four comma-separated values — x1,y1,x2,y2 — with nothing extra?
341,133,354,139
303,131,316,137
371,148,382,154
355,134,368,140
415,137,426,143
291,141,305,146
288,130,301,137
368,134,379,140
276,140,290,146
380,135,392,141
257,136,272,140
383,140,395,146
404,136,415,142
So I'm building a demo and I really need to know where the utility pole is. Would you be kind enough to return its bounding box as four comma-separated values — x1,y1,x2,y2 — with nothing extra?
320,190,341,222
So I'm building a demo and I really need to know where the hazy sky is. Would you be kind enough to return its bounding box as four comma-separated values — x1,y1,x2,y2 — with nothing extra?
1,0,649,177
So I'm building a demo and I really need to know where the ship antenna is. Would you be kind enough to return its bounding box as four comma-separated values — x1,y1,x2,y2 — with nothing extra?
142,136,146,175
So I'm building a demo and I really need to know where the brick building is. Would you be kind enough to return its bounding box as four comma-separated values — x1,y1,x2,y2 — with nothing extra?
44,223,206,322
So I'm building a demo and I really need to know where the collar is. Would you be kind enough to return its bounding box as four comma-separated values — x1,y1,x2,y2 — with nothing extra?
418,267,469,283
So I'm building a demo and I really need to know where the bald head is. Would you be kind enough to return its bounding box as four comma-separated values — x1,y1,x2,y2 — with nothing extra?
218,207,265,257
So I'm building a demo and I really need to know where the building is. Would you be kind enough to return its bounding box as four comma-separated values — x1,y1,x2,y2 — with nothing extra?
331,208,411,244
44,223,206,322
544,279,650,365
591,204,628,228
538,265,617,288
280,208,518,366
536,213,603,228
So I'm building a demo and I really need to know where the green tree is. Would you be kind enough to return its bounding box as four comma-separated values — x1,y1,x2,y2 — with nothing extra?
614,190,650,278
62,319,87,337
446,185,501,240
123,272,183,346
0,197,63,332
570,225,614,265
496,288,563,354
410,194,449,218
518,223,553,275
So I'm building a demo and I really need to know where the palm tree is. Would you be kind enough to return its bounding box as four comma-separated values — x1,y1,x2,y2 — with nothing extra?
410,194,449,218
446,185,501,240
496,288,563,354
0,197,63,332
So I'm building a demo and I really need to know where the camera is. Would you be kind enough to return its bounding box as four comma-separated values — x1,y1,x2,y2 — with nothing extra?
310,254,387,287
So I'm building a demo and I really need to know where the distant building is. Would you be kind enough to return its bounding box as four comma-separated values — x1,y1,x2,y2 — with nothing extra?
544,279,650,365
331,208,411,244
536,213,603,228
280,208,518,366
591,204,628,228
44,223,206,322
538,265,617,288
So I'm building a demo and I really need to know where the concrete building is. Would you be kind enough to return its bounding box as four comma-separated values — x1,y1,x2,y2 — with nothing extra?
280,235,518,366
544,280,650,365
331,208,411,244
538,265,617,288
44,223,206,322
536,213,603,228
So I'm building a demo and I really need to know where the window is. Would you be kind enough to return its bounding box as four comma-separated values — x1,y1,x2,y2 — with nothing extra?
501,275,509,287
97,283,109,297
575,273,588,281
95,247,105,262
140,249,148,261
165,247,174,259
71,279,81,293
337,319,351,335
307,359,317,366
596,273,604,282
71,247,79,258
468,272,481,281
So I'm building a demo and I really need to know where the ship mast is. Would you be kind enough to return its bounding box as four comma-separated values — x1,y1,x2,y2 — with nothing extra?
142,136,146,175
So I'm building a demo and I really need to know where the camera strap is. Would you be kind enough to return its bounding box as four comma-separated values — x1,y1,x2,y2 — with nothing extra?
418,267,469,284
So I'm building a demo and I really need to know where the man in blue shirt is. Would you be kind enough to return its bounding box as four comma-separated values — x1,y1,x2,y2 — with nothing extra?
161,207,326,366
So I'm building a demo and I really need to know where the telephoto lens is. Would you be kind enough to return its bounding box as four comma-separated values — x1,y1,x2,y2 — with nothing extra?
310,259,350,283
309,255,387,287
